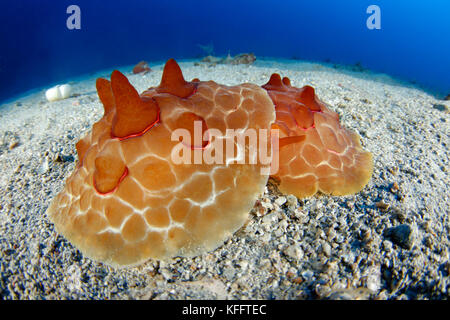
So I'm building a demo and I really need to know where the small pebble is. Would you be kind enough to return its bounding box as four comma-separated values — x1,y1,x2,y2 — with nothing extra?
275,196,287,206
390,182,399,192
432,104,448,112
301,270,314,281
322,242,332,257
9,141,19,150
283,244,304,261
376,200,390,211
384,224,415,250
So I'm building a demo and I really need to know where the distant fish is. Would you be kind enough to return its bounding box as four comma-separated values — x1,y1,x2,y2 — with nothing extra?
197,42,214,56
201,53,256,65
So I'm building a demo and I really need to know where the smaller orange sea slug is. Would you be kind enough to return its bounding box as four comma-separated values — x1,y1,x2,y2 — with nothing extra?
262,73,373,198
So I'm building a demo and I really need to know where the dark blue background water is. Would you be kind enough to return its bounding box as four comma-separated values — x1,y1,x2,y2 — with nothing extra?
1,0,449,103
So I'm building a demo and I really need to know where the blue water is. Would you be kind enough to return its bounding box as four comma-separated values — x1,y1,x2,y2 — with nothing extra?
0,0,449,103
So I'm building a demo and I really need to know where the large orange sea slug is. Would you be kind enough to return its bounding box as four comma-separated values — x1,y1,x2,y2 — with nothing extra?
46,59,275,266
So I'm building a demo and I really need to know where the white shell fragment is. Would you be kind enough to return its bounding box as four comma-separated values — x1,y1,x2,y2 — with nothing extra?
45,84,72,102
58,84,72,99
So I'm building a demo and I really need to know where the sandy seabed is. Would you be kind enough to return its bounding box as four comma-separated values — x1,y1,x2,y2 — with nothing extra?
0,59,448,299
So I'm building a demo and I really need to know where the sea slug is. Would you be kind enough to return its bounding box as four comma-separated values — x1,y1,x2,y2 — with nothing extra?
262,74,373,198
46,59,275,266
46,59,372,267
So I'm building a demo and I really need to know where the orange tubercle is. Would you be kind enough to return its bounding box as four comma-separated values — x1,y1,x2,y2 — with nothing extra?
157,59,198,98
94,166,129,196
175,112,210,149
96,78,115,116
109,70,160,139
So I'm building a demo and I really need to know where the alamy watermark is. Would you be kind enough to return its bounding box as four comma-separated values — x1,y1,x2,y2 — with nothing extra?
170,121,280,176
66,5,380,31
366,5,381,30
66,5,81,30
